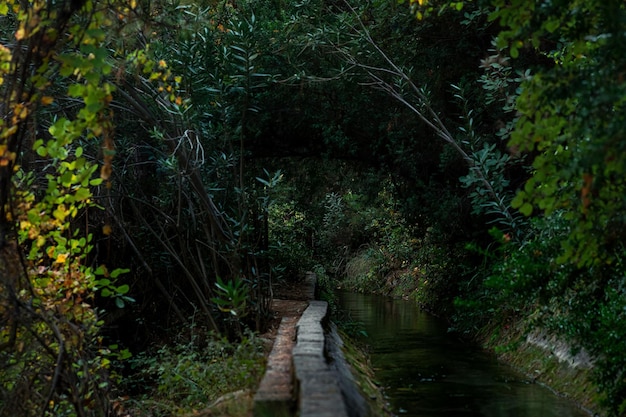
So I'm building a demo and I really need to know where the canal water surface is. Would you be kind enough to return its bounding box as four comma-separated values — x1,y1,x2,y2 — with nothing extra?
336,291,589,417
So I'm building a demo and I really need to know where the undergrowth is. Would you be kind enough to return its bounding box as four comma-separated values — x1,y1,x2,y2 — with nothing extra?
120,324,265,417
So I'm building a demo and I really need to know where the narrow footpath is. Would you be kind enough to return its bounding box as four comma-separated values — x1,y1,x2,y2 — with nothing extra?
253,273,361,417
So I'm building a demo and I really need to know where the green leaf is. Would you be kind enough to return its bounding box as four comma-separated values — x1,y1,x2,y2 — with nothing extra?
519,203,533,216
119,349,132,360
117,284,130,295
511,192,525,209
111,268,130,278
544,18,560,33
68,84,85,97
256,177,270,186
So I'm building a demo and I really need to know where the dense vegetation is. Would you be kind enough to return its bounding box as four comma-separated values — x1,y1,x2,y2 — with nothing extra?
1,0,626,415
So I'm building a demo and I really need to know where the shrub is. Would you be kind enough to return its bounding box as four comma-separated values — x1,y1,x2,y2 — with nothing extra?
123,327,265,416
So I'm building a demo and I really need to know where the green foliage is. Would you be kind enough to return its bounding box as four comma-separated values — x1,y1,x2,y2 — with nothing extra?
539,265,626,414
212,276,249,319
94,266,134,309
4,0,625,414
0,0,147,414
400,0,467,20
267,198,313,276
493,1,626,268
335,185,431,296
105,0,281,335
327,0,529,241
465,3,626,412
454,220,566,332
124,328,265,416
452,46,531,235
259,159,393,281
454,210,626,414
311,263,337,305
343,249,385,293
588,284,626,415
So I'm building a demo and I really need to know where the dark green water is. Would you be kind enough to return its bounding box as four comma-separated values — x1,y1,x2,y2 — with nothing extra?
336,291,590,417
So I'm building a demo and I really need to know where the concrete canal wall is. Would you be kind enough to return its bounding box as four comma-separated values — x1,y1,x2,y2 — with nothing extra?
253,273,366,417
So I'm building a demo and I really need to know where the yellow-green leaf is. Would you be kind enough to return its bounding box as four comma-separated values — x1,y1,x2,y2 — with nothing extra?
74,187,91,201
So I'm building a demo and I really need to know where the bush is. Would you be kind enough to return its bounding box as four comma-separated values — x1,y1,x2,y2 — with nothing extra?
122,327,265,416
342,248,385,293
453,211,626,415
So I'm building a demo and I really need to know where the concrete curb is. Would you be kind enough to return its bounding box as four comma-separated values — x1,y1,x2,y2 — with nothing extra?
293,300,349,417
254,272,361,417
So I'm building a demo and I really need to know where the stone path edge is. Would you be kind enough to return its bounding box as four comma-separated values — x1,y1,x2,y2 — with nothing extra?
253,272,366,417
293,300,348,417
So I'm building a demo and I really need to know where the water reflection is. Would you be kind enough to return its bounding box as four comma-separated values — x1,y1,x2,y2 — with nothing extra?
336,291,589,417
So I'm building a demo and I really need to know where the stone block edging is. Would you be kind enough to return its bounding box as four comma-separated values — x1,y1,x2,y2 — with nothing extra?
293,300,349,417
254,272,364,417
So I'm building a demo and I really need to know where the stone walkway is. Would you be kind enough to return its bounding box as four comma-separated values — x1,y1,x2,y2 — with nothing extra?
253,304,303,417
253,273,352,417
253,273,313,417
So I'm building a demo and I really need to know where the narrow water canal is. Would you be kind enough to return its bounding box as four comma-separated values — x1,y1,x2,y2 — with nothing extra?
336,291,589,417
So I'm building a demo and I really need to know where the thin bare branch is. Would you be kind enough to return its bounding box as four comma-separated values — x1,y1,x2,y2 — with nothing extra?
338,0,517,229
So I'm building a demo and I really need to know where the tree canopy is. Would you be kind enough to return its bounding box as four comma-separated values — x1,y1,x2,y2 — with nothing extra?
1,0,626,415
